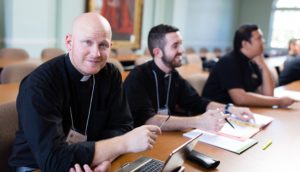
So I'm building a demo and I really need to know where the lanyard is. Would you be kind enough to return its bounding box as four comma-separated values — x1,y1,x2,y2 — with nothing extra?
69,75,95,136
152,70,172,112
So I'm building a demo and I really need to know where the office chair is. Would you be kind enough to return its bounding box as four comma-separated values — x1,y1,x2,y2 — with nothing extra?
0,101,18,172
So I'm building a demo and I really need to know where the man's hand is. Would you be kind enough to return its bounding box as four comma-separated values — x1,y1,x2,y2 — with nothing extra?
278,96,297,107
197,109,226,132
122,125,161,153
229,106,255,121
69,161,111,172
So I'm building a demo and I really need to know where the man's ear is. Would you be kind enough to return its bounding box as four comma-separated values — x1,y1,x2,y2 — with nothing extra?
241,40,249,49
153,47,163,58
65,34,72,52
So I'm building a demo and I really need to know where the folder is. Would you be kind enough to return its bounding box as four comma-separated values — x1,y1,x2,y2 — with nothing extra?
183,129,257,154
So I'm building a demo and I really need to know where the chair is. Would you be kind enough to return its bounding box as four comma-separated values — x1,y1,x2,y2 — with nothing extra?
0,48,29,60
0,62,40,84
185,73,208,95
185,47,196,54
186,53,201,64
107,57,124,72
41,48,65,61
134,56,152,66
0,101,18,172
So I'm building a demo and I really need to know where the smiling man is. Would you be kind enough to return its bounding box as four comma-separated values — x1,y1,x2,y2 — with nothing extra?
124,24,254,132
9,12,160,172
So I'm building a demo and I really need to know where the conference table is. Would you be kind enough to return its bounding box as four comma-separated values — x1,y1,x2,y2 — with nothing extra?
111,81,300,172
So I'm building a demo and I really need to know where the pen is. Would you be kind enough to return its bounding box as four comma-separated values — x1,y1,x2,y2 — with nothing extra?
262,140,272,150
225,118,235,129
159,115,170,129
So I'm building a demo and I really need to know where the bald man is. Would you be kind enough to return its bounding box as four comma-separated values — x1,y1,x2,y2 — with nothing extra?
9,12,160,172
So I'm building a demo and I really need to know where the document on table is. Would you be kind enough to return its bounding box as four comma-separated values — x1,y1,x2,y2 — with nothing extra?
183,129,258,154
218,113,273,140
274,87,300,101
183,114,272,154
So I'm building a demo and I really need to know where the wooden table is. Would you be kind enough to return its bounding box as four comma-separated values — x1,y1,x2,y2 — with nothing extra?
0,83,19,105
0,71,129,105
111,81,300,172
176,63,209,79
0,58,44,69
0,58,27,68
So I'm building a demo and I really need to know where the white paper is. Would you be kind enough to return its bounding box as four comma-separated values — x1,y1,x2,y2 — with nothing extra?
183,129,258,154
274,87,300,101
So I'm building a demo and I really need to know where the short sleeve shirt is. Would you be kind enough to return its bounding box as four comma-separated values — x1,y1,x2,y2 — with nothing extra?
202,51,262,103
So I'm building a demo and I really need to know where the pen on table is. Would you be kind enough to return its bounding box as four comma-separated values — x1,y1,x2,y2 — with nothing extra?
225,117,235,129
159,115,170,129
262,140,272,150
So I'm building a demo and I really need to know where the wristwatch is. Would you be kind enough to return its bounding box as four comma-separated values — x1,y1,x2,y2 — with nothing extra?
224,103,233,114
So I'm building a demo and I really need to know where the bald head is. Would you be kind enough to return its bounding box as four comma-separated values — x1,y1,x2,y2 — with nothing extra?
72,12,112,40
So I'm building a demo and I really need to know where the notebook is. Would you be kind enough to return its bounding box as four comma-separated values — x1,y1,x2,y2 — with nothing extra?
184,129,257,154
117,133,202,172
217,113,273,141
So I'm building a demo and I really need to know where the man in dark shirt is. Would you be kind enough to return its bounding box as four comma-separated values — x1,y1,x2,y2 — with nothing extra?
9,12,161,172
279,56,300,86
202,24,295,107
124,24,254,131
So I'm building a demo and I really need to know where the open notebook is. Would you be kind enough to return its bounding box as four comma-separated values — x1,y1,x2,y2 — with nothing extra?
184,113,273,154
217,113,273,141
117,133,202,172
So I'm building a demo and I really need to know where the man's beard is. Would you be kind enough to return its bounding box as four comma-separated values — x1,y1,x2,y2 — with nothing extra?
161,53,182,69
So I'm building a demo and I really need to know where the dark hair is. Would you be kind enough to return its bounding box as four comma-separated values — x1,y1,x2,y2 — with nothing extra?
233,24,259,52
147,24,179,57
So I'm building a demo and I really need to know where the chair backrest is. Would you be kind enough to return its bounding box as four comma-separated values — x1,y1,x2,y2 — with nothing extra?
0,62,40,84
107,57,124,72
41,48,65,61
185,73,208,95
186,53,201,64
0,48,29,60
134,56,152,66
0,101,18,172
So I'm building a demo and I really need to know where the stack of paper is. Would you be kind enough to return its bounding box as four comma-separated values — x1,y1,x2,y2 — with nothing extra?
183,113,273,154
274,87,300,101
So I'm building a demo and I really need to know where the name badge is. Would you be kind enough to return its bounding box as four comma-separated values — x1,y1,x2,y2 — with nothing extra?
66,129,87,145
158,107,169,115
251,73,258,79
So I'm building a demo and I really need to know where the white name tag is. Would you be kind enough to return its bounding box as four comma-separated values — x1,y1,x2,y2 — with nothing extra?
66,129,87,145
158,107,169,115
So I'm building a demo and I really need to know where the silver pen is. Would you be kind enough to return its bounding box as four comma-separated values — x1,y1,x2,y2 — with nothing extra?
159,115,171,129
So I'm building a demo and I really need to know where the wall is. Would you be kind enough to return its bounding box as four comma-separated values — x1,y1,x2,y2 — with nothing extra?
238,0,273,48
173,0,240,52
1,0,275,57
0,0,5,48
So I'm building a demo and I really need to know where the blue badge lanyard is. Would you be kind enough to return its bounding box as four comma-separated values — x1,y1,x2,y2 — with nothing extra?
69,74,95,136
152,70,172,113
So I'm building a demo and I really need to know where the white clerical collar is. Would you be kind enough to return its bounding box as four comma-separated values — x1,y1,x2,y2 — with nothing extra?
80,75,91,82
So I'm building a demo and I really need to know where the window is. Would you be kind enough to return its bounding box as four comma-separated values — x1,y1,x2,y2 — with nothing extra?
269,0,300,49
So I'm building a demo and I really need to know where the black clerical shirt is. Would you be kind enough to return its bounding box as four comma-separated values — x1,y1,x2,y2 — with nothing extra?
124,60,210,127
9,54,133,172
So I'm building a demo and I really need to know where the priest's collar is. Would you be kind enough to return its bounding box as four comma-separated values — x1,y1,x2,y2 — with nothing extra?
65,54,92,82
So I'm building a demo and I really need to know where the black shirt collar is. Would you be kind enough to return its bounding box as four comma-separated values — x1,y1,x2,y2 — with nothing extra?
150,60,173,78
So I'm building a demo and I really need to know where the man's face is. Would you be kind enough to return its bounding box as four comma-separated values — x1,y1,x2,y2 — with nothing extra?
67,26,111,75
292,40,300,55
245,29,265,58
161,32,184,69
